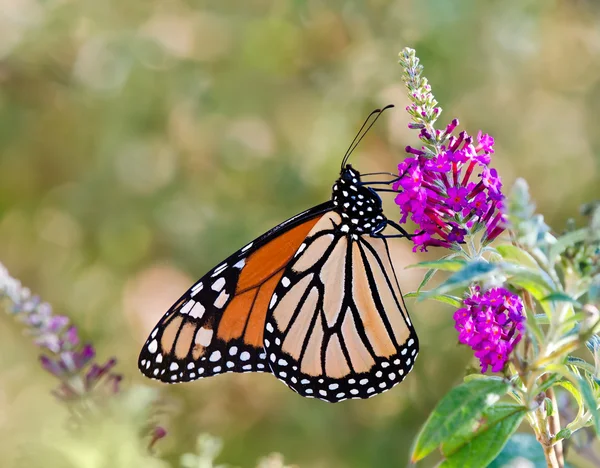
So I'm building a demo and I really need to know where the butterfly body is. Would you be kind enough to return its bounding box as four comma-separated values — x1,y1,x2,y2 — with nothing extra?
332,165,387,236
139,118,419,403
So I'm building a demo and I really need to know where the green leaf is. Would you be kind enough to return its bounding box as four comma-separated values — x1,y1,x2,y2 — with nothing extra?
424,261,498,298
567,356,596,377
440,403,525,455
410,378,510,462
496,244,540,270
578,377,600,436
439,404,526,468
406,258,467,272
534,374,562,395
541,292,581,306
505,271,552,301
557,380,583,411
403,292,462,307
549,228,589,262
417,268,437,294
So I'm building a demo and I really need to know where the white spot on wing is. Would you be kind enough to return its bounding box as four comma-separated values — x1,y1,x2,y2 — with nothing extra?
241,242,253,252
211,277,226,292
240,351,251,361
211,263,227,277
194,327,213,346
214,291,229,308
189,302,205,319
180,300,195,315
295,243,307,257
148,340,158,353
234,259,245,269
209,351,221,362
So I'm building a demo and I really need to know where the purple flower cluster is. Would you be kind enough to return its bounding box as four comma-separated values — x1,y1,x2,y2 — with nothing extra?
454,286,525,373
0,263,121,401
393,119,506,251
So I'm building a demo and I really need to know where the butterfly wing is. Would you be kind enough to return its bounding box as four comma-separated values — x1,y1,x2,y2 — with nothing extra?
138,202,334,383
265,212,418,402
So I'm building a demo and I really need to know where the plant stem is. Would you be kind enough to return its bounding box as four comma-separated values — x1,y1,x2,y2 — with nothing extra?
543,444,560,468
547,387,564,467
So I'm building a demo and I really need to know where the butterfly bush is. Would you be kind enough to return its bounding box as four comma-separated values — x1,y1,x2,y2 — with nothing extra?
454,286,525,372
395,127,504,252
394,56,505,253
395,48,517,372
400,48,600,468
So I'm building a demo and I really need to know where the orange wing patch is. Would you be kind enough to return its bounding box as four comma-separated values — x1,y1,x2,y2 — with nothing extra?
216,216,323,348
217,289,258,341
236,218,320,292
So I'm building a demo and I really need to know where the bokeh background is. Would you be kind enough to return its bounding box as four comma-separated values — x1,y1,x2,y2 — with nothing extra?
0,0,599,466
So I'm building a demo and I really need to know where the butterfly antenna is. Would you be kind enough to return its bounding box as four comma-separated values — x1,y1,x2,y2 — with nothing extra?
341,104,394,170
340,108,381,171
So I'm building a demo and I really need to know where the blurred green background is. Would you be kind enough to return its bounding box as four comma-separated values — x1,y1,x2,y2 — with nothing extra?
0,0,599,466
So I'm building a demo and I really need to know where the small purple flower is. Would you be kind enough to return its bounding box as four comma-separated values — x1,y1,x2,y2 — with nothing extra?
394,119,506,251
0,262,122,406
454,286,525,373
476,131,495,154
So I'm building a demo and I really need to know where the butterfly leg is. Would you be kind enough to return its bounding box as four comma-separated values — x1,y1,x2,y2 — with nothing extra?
371,220,423,240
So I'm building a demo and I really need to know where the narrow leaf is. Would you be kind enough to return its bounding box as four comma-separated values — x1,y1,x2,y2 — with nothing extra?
403,292,462,307
549,228,589,262
424,261,497,298
506,273,551,301
439,405,526,468
541,292,581,306
557,380,583,411
406,258,467,272
411,378,510,462
417,268,437,294
496,244,540,270
586,335,600,354
578,377,600,436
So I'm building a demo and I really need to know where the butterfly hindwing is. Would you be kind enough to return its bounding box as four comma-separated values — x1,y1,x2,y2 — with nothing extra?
264,212,418,402
138,202,334,383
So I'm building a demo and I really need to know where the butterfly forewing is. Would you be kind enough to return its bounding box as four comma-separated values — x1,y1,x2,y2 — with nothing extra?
138,202,334,383
264,212,418,402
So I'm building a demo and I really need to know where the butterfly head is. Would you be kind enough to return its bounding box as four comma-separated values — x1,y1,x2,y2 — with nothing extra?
332,165,386,234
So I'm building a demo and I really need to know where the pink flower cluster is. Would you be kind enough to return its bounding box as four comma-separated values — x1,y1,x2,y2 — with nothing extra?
394,120,505,251
454,286,525,373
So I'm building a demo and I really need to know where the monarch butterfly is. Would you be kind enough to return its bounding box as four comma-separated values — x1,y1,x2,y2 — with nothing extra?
138,105,419,402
